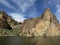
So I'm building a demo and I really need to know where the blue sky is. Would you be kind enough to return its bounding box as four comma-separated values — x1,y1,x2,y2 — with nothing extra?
0,0,60,22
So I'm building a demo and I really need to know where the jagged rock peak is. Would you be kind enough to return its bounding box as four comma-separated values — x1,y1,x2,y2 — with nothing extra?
44,8,55,17
44,8,53,17
0,10,20,28
20,8,60,37
41,8,59,23
0,10,6,13
0,10,7,15
45,8,50,12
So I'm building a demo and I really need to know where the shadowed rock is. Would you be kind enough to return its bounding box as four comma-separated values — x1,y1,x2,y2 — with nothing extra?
0,11,12,30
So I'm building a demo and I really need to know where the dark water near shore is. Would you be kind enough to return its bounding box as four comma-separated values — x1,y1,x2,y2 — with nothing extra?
0,36,60,45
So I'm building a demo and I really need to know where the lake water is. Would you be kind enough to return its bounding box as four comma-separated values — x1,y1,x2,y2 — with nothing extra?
0,36,60,45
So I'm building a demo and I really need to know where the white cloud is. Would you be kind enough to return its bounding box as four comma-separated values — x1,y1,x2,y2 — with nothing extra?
28,7,38,18
12,0,36,12
0,0,36,22
55,4,60,23
0,0,36,12
0,0,15,9
9,13,26,22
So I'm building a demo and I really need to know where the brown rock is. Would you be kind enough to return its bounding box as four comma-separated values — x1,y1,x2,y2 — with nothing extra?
0,10,20,29
20,8,60,37
0,11,12,30
7,15,19,28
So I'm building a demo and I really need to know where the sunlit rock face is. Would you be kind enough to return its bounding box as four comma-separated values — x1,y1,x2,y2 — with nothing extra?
0,11,12,30
20,8,60,37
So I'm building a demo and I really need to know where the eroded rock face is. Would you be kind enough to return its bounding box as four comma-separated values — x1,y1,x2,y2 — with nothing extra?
0,11,20,29
0,11,12,30
7,15,19,28
20,8,60,37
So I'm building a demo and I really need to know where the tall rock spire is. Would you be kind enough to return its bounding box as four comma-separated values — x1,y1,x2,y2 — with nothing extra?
43,8,53,19
20,8,60,37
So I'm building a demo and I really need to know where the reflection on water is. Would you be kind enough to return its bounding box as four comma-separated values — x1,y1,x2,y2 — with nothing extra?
0,36,60,45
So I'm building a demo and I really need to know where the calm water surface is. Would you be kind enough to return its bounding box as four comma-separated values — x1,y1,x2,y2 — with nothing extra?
0,36,60,45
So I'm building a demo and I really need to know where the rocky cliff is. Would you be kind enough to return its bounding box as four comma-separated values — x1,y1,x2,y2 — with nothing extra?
20,8,60,37
7,15,19,28
0,11,12,30
0,11,20,29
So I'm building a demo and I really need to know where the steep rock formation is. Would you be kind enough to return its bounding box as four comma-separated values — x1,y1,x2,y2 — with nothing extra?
0,11,20,29
20,8,60,37
7,15,19,28
0,11,12,29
